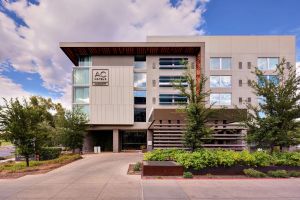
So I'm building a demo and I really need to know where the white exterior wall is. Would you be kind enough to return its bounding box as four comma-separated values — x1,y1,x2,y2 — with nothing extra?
147,36,296,109
89,56,134,125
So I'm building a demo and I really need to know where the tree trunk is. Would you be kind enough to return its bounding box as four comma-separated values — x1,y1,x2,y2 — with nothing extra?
25,156,30,167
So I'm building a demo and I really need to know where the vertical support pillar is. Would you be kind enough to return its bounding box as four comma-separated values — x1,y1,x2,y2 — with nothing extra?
147,130,153,151
113,129,119,153
196,51,201,93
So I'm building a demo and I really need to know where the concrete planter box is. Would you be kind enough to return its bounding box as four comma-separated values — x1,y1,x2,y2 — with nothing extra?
142,161,184,176
188,165,300,175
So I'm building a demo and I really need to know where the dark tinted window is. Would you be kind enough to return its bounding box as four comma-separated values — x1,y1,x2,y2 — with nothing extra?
159,58,188,69
134,91,146,104
134,108,146,122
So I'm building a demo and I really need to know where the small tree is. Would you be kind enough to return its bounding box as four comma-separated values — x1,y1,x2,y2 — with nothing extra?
0,97,60,166
174,61,213,151
246,58,300,152
0,99,36,166
60,108,88,153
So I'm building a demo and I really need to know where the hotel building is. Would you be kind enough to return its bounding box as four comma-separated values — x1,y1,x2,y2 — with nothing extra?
60,35,296,152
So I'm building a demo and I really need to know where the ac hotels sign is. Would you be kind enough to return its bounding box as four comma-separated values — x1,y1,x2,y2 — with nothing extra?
92,69,109,86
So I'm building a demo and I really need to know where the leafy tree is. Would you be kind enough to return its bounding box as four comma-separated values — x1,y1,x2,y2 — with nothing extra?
0,99,36,166
246,58,300,152
0,97,63,166
174,61,214,151
59,108,88,153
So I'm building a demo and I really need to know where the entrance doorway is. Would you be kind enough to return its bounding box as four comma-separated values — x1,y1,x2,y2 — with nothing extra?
120,130,147,151
92,130,113,152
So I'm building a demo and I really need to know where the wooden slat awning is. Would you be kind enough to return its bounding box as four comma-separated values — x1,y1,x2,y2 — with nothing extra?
59,42,203,66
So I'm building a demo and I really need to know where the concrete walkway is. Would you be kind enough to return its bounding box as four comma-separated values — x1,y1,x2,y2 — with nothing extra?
0,153,299,200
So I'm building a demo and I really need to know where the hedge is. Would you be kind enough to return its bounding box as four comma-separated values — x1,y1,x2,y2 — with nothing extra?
39,147,62,161
144,149,300,170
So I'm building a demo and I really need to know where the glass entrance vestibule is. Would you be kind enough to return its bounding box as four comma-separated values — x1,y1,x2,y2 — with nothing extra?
120,130,147,151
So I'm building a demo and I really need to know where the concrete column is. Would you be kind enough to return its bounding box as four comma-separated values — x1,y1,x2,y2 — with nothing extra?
83,132,93,153
147,130,153,151
113,129,119,153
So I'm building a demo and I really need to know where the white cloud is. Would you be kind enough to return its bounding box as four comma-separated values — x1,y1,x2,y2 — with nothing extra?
0,0,209,107
0,75,31,104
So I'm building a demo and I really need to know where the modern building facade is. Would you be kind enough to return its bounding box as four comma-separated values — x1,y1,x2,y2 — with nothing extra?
60,35,296,152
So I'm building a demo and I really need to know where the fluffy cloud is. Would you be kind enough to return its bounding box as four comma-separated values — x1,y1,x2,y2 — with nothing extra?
0,75,30,104
0,0,208,107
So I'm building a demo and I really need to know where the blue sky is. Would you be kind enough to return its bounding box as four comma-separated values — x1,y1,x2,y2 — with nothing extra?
0,0,299,106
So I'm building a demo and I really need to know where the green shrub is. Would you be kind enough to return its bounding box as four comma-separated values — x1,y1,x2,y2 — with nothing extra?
144,149,184,161
243,168,267,178
183,172,193,178
267,170,289,178
288,171,300,177
39,147,62,160
273,152,300,166
143,149,300,170
133,162,142,171
252,151,274,166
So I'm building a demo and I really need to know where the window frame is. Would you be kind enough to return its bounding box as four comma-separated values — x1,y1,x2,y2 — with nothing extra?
210,57,231,70
257,57,279,70
210,93,232,106
209,75,232,88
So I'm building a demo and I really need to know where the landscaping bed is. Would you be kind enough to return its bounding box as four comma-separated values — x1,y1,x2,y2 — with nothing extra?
144,149,300,178
0,154,82,179
128,162,142,175
187,165,300,175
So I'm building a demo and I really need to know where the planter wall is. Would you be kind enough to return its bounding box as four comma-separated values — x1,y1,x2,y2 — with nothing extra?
142,161,184,176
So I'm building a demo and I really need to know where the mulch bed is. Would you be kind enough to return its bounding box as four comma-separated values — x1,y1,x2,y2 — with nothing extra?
0,157,82,179
127,164,141,175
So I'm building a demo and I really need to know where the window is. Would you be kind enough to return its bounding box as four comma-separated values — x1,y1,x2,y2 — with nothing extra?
210,93,231,106
159,58,188,69
239,62,242,69
248,80,252,86
73,68,89,85
134,108,146,122
120,131,146,150
134,55,146,69
258,96,266,105
159,94,187,105
134,91,146,104
247,62,251,69
79,56,92,66
210,76,231,88
210,58,231,70
73,104,89,117
74,87,89,103
248,97,251,103
258,75,279,87
134,73,146,89
239,80,242,87
159,76,187,87
257,58,279,70
239,97,243,104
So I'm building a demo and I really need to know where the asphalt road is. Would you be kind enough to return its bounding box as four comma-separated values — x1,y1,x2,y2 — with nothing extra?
0,153,299,200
